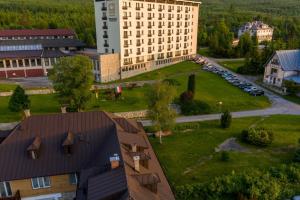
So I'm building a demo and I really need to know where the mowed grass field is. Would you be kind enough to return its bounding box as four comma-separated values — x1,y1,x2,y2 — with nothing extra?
218,59,245,73
0,83,17,92
0,61,270,122
149,115,300,187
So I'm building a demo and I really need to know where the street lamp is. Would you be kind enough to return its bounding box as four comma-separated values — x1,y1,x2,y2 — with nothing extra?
218,101,223,113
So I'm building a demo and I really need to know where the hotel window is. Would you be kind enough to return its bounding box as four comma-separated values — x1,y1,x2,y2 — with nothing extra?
37,59,42,66
12,60,17,68
0,60,4,68
25,59,30,67
69,173,78,185
0,182,12,197
31,59,36,67
31,177,51,189
45,58,50,66
18,60,24,67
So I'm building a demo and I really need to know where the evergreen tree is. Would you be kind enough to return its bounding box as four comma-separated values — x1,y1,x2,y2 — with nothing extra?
220,110,232,129
187,74,196,95
8,86,30,112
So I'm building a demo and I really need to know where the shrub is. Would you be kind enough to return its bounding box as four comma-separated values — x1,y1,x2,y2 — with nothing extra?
242,127,274,147
180,100,211,116
220,110,232,128
188,74,196,94
180,91,194,103
8,86,30,112
220,151,230,162
163,79,181,86
284,80,300,95
294,149,300,162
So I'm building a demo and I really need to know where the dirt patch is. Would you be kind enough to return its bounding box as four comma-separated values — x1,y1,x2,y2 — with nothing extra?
215,137,249,152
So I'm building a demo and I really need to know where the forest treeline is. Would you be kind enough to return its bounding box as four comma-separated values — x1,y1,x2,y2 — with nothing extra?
0,0,300,51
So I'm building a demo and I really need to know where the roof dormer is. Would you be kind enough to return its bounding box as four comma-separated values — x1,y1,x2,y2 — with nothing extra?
27,136,42,160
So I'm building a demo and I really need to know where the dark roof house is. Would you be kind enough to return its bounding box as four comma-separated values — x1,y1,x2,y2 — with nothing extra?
0,111,175,200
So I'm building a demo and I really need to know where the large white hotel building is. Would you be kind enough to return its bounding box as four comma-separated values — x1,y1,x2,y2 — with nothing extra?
94,0,200,82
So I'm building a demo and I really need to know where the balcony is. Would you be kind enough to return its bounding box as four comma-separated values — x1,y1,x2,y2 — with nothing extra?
176,46,180,50
123,25,128,29
148,41,152,45
104,43,109,47
167,48,171,51
158,55,164,59
148,33,152,37
122,6,128,10
102,16,107,20
124,61,132,66
185,9,189,13
158,17,162,20
177,17,180,20
148,17,152,20
103,25,108,29
176,32,180,35
103,34,108,38
124,34,128,39
168,32,171,36
147,7,152,11
137,51,141,55
123,16,128,20
175,52,181,57
176,39,180,43
185,17,188,20
147,55,155,61
184,31,188,35
158,8,163,12
124,43,129,48
158,40,162,44
148,25,152,29
177,25,180,28
136,16,141,20
136,7,141,10
137,42,141,47
124,53,129,57
168,40,171,43
148,49,152,54
158,48,162,52
136,25,141,29
102,7,107,11
136,34,141,38
158,25,162,28
168,17,172,20
168,8,172,12
177,9,181,13
158,33,162,37
136,58,144,63
168,25,172,28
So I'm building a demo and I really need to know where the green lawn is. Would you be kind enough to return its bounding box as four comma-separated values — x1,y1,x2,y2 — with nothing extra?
218,59,245,72
198,47,212,57
0,87,149,123
149,115,300,187
0,83,17,92
0,61,270,123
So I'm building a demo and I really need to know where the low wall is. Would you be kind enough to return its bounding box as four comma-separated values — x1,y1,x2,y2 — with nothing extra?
0,89,55,97
114,110,148,119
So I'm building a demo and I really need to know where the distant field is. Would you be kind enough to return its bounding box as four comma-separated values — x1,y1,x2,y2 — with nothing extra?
150,115,300,186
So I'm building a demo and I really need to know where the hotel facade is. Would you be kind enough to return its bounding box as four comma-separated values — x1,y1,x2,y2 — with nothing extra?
94,0,200,82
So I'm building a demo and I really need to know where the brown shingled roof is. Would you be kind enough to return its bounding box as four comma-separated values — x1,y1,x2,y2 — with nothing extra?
0,29,75,37
0,111,175,200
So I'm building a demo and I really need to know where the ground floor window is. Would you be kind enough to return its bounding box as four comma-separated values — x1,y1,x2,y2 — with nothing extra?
0,182,12,197
31,177,51,189
69,173,78,185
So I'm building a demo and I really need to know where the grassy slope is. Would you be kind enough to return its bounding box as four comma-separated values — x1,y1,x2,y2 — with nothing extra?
0,83,17,92
218,60,246,73
149,115,300,186
0,62,270,122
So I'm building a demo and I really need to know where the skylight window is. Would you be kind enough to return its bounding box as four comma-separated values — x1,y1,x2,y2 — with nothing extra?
0,44,42,52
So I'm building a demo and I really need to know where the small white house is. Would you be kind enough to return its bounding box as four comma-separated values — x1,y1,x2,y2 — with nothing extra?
263,50,300,88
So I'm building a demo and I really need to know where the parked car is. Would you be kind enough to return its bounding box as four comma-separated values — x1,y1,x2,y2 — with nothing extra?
249,90,264,96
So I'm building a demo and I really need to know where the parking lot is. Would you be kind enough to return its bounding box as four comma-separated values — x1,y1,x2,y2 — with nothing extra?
192,56,265,97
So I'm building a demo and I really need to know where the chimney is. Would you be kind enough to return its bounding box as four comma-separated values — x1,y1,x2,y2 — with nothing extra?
131,143,137,152
61,106,67,114
62,131,75,155
133,155,140,172
110,154,120,169
24,109,31,118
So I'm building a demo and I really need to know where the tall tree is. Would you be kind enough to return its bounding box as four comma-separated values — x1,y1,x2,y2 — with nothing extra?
8,86,30,112
147,81,177,144
187,74,196,95
49,55,94,111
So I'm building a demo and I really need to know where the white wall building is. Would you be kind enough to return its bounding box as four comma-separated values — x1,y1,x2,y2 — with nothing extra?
94,0,200,82
238,21,273,43
263,50,300,88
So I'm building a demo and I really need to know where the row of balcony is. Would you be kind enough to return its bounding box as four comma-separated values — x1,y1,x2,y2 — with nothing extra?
124,47,186,56
122,16,190,21
121,6,190,13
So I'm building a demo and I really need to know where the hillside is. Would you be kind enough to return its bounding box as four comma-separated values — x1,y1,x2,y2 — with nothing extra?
0,0,299,46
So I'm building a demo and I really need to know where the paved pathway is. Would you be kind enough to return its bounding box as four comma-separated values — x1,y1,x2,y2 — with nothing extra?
140,56,300,126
